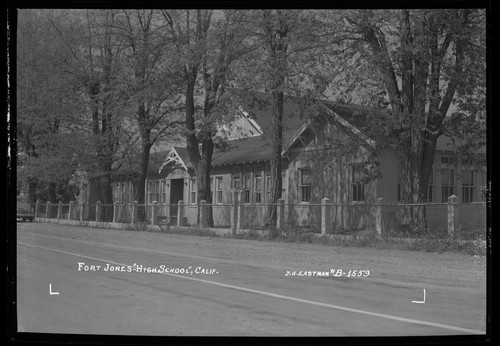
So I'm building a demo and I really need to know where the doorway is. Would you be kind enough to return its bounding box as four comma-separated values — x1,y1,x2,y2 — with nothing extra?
170,179,184,220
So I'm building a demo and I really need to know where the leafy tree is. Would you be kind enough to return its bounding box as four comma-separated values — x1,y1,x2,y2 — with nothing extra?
47,9,132,219
161,9,252,226
17,9,88,204
335,9,486,232
233,10,335,225
118,9,184,220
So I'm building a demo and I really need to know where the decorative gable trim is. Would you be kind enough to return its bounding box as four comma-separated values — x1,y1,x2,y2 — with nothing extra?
281,103,376,157
282,119,313,155
319,103,376,148
158,147,188,173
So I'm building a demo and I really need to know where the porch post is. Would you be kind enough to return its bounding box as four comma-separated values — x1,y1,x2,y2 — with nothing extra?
177,200,184,227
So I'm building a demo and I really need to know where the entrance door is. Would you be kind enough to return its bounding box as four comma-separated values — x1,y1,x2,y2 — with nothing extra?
170,179,184,220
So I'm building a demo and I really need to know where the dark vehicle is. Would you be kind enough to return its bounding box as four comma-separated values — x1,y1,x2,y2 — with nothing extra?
17,195,35,222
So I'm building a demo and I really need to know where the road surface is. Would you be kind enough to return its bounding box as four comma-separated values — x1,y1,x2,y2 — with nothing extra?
16,222,487,336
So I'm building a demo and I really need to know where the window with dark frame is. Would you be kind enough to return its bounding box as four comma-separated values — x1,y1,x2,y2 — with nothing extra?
216,176,223,204
351,165,365,202
300,168,311,203
121,182,126,204
147,181,153,203
441,167,455,202
190,178,197,205
154,180,160,203
161,180,166,204
210,177,214,203
462,170,475,203
115,183,120,203
233,175,241,190
243,173,251,203
441,156,455,202
254,174,262,204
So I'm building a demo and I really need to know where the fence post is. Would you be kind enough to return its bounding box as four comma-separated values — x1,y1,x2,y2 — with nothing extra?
35,200,40,219
151,201,158,225
80,202,85,222
321,198,331,235
113,203,117,223
447,195,459,238
231,191,240,235
46,201,50,220
68,201,73,220
277,198,285,230
376,197,384,236
199,200,207,228
131,201,136,224
177,200,184,227
57,201,62,220
96,201,101,222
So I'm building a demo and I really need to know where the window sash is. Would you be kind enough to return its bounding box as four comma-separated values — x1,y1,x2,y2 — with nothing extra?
216,177,223,204
442,186,456,202
300,169,311,186
351,165,365,202
161,181,166,204
190,179,197,205
255,175,262,191
121,183,126,204
154,180,160,203
462,170,474,186
233,175,241,189
299,169,311,202
352,183,364,202
301,186,311,202
244,190,251,203
441,168,455,186
463,186,475,203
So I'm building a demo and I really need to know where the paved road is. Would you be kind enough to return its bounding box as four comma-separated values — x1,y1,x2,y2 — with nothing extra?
16,224,486,336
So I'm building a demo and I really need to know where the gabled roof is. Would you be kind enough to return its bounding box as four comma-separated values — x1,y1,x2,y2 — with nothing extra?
164,91,485,169
211,136,271,167
229,89,323,144
158,146,191,173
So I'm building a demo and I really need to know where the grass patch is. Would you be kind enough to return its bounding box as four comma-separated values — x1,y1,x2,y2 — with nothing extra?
117,221,486,256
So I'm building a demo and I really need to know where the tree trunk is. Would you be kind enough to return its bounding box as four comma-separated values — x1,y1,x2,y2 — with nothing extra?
267,90,284,225
263,10,288,226
47,182,57,203
197,137,214,227
99,171,114,222
136,140,152,222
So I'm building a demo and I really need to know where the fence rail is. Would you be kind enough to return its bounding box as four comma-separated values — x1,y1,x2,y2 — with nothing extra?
35,194,486,238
